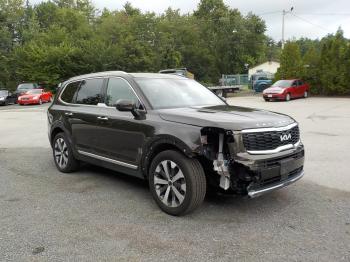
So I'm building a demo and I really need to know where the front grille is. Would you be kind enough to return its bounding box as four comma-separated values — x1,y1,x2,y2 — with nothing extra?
243,125,300,151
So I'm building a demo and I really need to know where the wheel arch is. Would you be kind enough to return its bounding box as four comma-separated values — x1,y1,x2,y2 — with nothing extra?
141,135,197,179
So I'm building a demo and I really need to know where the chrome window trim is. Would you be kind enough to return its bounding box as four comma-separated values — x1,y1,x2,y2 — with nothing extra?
58,76,106,106
58,76,147,113
241,122,298,133
78,150,138,170
246,140,301,155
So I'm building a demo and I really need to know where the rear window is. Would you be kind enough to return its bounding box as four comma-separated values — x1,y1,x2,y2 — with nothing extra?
75,78,104,105
61,81,81,103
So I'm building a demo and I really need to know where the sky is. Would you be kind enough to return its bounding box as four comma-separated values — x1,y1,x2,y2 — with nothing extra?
31,0,350,41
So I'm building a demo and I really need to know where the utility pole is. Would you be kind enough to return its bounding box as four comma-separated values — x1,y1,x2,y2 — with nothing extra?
281,7,294,49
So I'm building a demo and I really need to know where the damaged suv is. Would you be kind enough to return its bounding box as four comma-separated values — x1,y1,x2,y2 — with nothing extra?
48,71,304,215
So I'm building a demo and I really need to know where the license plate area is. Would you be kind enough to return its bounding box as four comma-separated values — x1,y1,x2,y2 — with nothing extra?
280,158,297,178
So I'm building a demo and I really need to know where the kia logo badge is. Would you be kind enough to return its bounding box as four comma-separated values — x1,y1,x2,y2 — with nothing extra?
280,133,292,142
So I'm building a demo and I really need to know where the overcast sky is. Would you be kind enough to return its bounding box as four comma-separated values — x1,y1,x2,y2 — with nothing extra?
31,0,350,41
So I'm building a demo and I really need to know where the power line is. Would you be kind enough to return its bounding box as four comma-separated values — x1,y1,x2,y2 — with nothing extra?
290,13,329,32
294,13,350,16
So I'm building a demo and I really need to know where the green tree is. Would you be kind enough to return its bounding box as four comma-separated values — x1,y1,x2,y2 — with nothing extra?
275,42,302,80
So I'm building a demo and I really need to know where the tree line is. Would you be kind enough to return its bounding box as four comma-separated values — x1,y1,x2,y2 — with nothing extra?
0,0,349,95
0,0,273,89
275,30,350,95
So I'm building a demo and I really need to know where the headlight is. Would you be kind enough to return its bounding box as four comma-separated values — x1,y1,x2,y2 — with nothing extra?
277,89,285,94
33,96,39,100
0,97,4,101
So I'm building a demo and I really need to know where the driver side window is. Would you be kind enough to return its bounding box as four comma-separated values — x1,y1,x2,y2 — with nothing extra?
105,78,138,107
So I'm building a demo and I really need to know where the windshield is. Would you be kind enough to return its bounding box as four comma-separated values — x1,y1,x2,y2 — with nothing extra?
26,89,42,94
272,80,293,88
18,83,36,90
135,78,225,109
0,90,8,96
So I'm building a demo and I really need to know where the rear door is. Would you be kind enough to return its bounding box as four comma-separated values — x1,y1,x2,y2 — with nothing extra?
64,78,105,154
298,80,306,97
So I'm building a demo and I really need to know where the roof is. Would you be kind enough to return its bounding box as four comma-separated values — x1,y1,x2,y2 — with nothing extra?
250,60,280,69
129,73,184,79
67,71,185,82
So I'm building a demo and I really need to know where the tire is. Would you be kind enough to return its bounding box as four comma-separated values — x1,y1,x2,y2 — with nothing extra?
39,98,42,105
148,150,206,216
52,133,79,173
264,98,269,102
304,91,308,98
285,93,291,101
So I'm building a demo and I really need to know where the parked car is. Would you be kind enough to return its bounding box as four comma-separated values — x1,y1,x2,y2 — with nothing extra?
48,71,304,216
252,76,273,92
18,89,52,105
0,90,17,105
15,83,41,98
250,71,274,92
263,79,309,101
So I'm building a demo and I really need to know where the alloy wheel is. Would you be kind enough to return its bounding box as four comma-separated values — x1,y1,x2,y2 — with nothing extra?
304,91,308,98
153,160,186,208
54,138,69,169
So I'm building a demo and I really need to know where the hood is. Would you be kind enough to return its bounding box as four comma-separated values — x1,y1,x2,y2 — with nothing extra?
19,94,38,99
158,105,295,131
264,86,285,93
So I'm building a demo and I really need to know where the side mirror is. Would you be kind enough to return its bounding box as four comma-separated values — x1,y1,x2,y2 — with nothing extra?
116,99,146,119
115,99,135,111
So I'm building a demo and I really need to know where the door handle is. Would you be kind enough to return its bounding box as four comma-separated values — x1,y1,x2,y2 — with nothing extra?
97,116,109,121
65,112,73,117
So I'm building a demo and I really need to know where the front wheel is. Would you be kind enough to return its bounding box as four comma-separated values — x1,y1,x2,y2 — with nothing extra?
304,91,308,98
148,150,206,216
39,98,42,105
285,93,291,101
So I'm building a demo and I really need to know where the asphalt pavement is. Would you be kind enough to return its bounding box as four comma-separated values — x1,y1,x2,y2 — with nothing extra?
0,98,349,261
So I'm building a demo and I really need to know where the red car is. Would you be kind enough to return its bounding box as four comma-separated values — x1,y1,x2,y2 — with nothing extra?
17,89,53,105
263,79,309,101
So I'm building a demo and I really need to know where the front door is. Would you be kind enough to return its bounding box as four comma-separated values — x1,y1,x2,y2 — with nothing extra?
95,77,151,167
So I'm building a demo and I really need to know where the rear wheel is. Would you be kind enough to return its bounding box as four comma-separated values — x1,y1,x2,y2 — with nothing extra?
149,150,206,216
53,133,79,173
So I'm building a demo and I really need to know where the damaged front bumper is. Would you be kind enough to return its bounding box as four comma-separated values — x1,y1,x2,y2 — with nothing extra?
247,169,304,198
233,143,305,197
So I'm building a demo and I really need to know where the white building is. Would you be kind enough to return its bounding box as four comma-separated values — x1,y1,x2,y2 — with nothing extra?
248,61,280,77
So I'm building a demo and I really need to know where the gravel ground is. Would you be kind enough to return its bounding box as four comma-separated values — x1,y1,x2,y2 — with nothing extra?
0,98,349,261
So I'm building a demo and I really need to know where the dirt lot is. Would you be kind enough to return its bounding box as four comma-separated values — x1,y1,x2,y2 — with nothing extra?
0,97,349,261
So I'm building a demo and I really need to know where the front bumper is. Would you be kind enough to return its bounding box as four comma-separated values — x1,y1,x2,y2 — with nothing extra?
263,93,285,100
247,169,304,198
231,143,305,197
18,99,39,105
